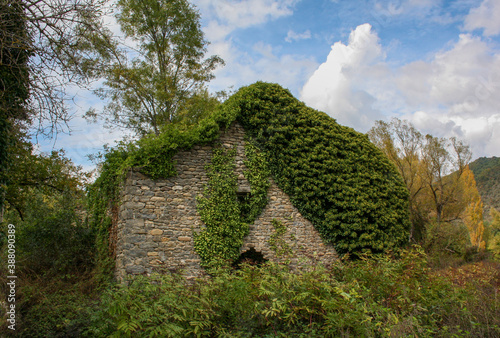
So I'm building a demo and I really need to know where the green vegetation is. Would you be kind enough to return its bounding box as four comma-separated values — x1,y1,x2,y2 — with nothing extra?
78,248,500,337
227,83,410,256
93,0,224,136
0,149,100,336
470,157,500,212
268,218,293,258
194,141,271,269
1,0,498,334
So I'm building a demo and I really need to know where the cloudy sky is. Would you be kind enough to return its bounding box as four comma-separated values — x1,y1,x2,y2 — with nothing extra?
38,0,500,170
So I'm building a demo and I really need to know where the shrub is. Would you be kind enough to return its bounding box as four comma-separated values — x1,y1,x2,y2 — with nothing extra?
85,247,500,337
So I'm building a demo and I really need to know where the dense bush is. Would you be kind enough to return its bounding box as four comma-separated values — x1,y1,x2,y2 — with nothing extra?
85,247,500,337
0,187,100,336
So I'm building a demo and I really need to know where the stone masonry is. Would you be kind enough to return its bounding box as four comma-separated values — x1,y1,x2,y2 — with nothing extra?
115,122,338,281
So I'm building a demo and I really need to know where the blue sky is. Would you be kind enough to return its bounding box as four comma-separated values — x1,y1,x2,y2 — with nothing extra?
37,0,500,171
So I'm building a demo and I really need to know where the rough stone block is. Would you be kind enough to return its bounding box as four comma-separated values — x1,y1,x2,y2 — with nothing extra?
126,265,145,274
150,229,163,236
151,196,166,202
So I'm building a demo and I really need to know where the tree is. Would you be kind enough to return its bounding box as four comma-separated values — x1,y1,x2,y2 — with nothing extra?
489,208,500,258
1,0,31,216
95,0,224,136
368,118,473,240
368,119,426,239
0,0,112,214
0,0,112,136
1,128,88,221
460,165,485,250
421,135,472,224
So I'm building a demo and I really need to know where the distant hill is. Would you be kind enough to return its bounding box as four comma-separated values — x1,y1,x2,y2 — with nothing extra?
469,157,500,216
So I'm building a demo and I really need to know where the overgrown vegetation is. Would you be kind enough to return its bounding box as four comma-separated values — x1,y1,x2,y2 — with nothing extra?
0,152,101,336
226,82,411,256
79,247,500,337
470,156,500,213
368,118,489,255
3,81,498,336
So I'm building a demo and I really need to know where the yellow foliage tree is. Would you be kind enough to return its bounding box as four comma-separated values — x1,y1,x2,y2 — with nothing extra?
460,166,486,250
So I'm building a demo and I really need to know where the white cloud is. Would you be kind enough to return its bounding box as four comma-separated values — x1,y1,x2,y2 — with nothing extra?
397,34,500,118
372,0,436,20
194,0,299,41
395,33,500,158
464,0,500,36
285,29,311,42
194,0,311,95
301,24,500,158
195,0,316,96
300,24,389,131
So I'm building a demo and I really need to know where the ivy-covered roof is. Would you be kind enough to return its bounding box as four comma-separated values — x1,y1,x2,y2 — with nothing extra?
220,82,410,255
92,82,410,257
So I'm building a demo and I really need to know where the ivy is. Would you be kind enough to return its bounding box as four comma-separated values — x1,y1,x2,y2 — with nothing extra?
268,219,293,258
194,142,271,269
224,82,411,256
242,139,271,223
86,112,233,275
194,146,246,269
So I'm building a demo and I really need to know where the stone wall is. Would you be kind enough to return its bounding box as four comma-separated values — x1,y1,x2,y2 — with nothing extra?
115,123,338,281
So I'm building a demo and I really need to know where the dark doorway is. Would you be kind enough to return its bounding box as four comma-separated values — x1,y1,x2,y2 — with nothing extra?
233,247,268,268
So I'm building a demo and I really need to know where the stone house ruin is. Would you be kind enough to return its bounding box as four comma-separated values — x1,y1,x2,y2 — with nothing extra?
115,122,338,281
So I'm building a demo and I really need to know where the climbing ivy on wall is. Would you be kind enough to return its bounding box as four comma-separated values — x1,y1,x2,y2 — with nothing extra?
194,142,271,269
194,146,246,269
242,140,271,223
223,82,411,256
86,117,229,276
268,218,293,259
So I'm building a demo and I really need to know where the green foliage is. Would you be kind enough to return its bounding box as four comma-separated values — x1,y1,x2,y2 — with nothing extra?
0,149,100,336
225,82,411,256
2,277,100,337
194,142,270,269
194,146,248,269
241,140,271,222
97,0,224,135
85,248,500,337
0,0,29,121
2,134,86,220
488,208,500,260
268,219,292,258
173,89,224,127
424,222,472,261
470,157,500,212
2,191,93,276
